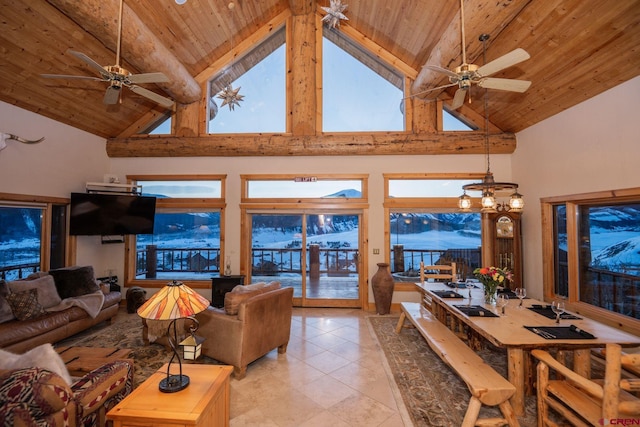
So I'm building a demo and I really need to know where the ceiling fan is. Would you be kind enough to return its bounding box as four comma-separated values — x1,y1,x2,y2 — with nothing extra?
41,0,174,108
417,0,532,110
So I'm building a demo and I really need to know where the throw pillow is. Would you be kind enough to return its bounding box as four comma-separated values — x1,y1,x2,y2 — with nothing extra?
49,266,100,299
0,280,15,323
7,274,62,308
6,288,46,321
0,343,73,385
224,281,281,315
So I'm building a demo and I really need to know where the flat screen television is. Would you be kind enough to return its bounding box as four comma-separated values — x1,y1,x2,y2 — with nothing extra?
69,192,156,236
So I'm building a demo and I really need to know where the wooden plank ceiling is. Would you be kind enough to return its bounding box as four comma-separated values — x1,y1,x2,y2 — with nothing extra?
0,0,638,156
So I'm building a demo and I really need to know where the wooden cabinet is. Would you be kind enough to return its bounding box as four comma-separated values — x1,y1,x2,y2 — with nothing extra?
483,212,523,288
107,364,233,427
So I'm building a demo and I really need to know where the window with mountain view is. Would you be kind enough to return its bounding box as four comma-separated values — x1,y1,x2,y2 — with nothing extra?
543,191,640,324
129,178,225,283
385,175,483,282
0,200,66,280
578,203,640,318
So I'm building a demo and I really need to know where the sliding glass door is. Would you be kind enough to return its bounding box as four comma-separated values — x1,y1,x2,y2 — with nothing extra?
249,211,362,307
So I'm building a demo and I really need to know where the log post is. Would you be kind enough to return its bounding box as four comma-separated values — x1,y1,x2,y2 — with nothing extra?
146,245,157,279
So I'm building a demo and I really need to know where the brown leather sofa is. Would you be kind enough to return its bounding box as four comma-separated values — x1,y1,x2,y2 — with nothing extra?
195,282,293,379
0,267,121,353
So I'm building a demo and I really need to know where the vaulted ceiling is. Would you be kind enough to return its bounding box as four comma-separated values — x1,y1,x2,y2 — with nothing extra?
1,0,638,152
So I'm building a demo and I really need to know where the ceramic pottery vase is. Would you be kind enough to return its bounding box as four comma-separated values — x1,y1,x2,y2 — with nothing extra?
372,263,394,315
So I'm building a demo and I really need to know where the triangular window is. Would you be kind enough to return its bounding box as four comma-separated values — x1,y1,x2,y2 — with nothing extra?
207,27,286,133
443,108,474,131
322,27,404,132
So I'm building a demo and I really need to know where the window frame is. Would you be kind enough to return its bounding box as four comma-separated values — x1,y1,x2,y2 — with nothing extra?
383,173,485,292
541,187,640,335
0,192,70,277
124,175,227,290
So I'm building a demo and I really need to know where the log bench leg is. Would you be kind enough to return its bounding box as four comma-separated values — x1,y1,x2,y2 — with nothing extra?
395,311,406,334
461,396,482,427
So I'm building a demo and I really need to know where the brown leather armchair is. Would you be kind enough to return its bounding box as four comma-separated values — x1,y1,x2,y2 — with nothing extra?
195,285,293,379
0,360,133,427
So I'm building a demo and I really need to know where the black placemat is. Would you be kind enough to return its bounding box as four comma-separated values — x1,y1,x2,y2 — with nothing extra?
453,305,499,317
497,289,530,299
527,305,582,320
524,325,596,340
432,290,464,298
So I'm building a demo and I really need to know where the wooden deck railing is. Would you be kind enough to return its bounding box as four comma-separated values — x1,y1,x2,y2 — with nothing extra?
0,262,40,280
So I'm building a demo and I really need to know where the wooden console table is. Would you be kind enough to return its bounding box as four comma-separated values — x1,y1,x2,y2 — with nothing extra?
107,363,233,427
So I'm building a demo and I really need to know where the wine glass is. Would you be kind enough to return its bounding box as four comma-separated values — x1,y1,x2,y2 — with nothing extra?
496,294,509,316
465,280,475,299
551,300,566,324
515,287,526,308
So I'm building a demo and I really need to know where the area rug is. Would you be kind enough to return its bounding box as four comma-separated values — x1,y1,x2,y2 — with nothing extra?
55,309,222,388
367,316,538,427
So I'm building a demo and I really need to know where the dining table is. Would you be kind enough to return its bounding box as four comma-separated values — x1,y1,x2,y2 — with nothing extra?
414,281,640,417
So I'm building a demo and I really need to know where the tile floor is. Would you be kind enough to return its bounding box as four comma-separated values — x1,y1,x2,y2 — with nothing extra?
228,307,411,427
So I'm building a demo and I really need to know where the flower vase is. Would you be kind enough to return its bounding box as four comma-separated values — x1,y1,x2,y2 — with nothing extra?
484,287,498,305
371,263,394,315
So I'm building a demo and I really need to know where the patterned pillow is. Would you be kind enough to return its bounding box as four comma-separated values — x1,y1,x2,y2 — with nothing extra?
0,367,72,419
6,288,46,321
8,275,61,308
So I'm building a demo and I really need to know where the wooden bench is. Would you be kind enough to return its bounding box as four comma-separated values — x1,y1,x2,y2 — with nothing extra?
396,302,520,427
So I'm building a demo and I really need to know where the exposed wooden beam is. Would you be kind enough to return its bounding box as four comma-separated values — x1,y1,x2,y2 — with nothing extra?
106,132,516,157
411,0,530,99
289,0,314,16
46,0,201,104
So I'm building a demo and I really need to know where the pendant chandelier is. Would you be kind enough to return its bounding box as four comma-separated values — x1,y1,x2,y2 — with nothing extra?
458,34,524,214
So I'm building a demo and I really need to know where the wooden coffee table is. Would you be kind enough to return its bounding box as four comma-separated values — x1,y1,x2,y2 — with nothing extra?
107,363,233,427
56,346,132,376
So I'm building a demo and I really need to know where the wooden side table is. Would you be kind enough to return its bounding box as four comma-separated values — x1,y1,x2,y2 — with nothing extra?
107,363,233,427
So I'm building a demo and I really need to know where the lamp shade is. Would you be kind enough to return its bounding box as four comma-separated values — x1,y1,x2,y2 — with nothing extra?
137,280,210,320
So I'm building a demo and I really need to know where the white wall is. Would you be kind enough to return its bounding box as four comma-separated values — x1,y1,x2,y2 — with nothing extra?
0,102,108,197
513,76,640,299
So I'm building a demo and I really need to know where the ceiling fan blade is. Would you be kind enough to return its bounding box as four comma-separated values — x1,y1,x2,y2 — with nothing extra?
405,82,458,99
476,48,530,77
104,86,121,105
127,72,170,84
129,85,175,108
479,77,532,93
41,74,105,81
424,65,460,80
449,88,467,110
67,50,109,77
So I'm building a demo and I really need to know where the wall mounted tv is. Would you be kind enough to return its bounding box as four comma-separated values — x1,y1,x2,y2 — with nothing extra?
69,192,157,236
